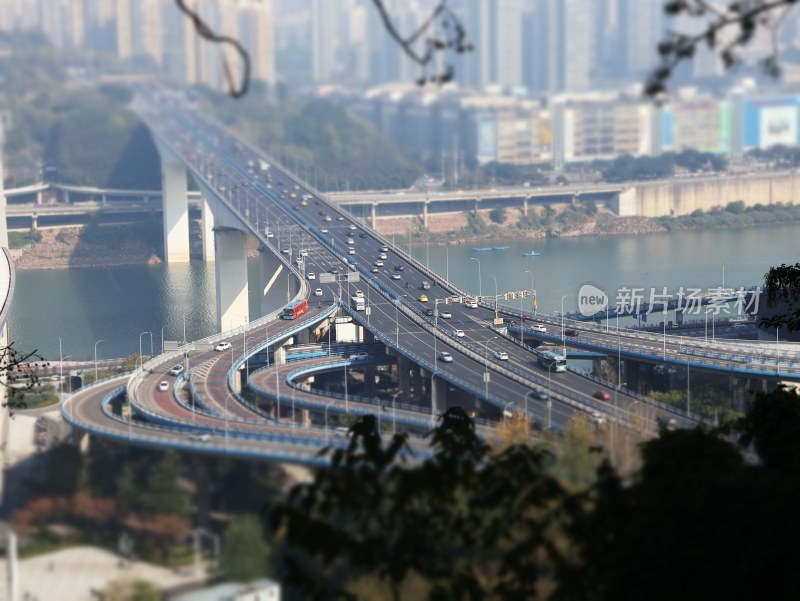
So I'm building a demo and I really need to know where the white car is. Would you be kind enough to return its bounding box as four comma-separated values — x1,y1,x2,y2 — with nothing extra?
348,249,355,255
374,260,384,267
380,246,389,252
440,311,452,319
158,380,170,392
590,411,606,426
495,351,509,361
349,224,357,230
466,300,478,309
314,288,323,296
266,232,274,239
391,273,401,280
301,250,309,257
378,253,388,260
307,272,316,280
347,239,355,245
453,329,465,338
295,257,303,265
325,216,333,222
532,324,547,333
282,248,290,255
439,351,453,363
349,352,368,361
215,341,231,351
355,290,364,298
321,227,329,233
169,364,184,376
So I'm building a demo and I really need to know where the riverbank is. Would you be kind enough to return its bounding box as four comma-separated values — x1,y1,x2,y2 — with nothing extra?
11,227,163,270
10,200,800,269
377,204,667,247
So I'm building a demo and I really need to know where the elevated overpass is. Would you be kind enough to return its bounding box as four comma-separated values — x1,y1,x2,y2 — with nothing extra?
57,88,799,463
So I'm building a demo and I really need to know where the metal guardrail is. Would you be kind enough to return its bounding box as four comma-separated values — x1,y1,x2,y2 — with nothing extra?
500,307,800,375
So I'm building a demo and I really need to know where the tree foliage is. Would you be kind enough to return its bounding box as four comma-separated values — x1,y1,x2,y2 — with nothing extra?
203,89,422,191
220,514,274,582
269,409,567,599
648,0,799,98
267,390,800,600
761,262,800,332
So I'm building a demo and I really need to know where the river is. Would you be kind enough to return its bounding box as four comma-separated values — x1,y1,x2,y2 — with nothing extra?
8,223,798,360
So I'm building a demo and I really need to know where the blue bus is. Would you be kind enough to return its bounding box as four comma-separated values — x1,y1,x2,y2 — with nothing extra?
536,350,567,372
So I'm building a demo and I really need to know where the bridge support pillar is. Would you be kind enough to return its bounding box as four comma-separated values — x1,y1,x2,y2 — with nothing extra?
302,408,311,428
296,328,310,345
675,309,684,325
36,190,43,205
215,229,249,333
364,366,377,398
398,356,411,400
412,367,424,399
371,202,377,229
431,375,447,414
192,457,211,528
473,197,480,216
201,196,215,262
626,361,642,393
522,196,528,217
422,201,429,228
161,160,191,263
274,346,286,366
729,377,750,412
31,214,38,231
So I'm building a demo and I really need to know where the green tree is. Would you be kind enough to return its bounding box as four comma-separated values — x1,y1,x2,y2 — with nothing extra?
141,451,191,518
45,443,83,497
489,206,507,224
102,578,161,601
270,409,566,600
115,464,140,515
220,515,273,582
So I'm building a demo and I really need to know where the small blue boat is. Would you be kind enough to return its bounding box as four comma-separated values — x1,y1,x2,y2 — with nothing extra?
522,251,541,257
472,247,493,252
493,246,510,251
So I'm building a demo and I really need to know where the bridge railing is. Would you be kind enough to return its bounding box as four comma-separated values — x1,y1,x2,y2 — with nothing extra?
499,305,800,367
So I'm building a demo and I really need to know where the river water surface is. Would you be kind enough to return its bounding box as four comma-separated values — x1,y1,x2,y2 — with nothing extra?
9,223,799,360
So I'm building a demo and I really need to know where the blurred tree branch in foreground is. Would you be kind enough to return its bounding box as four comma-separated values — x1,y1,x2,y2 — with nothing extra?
174,0,471,97
648,0,799,98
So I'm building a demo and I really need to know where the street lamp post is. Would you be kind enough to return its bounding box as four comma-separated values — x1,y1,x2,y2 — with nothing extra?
503,400,515,425
94,340,105,382
161,326,166,354
560,295,567,354
394,298,400,345
344,361,349,414
490,274,499,320
392,390,401,434
524,269,534,318
524,390,536,422
470,257,482,298
439,244,450,284
183,313,187,344
139,331,150,371
546,363,555,429
483,341,490,401
324,399,336,443
58,337,63,402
